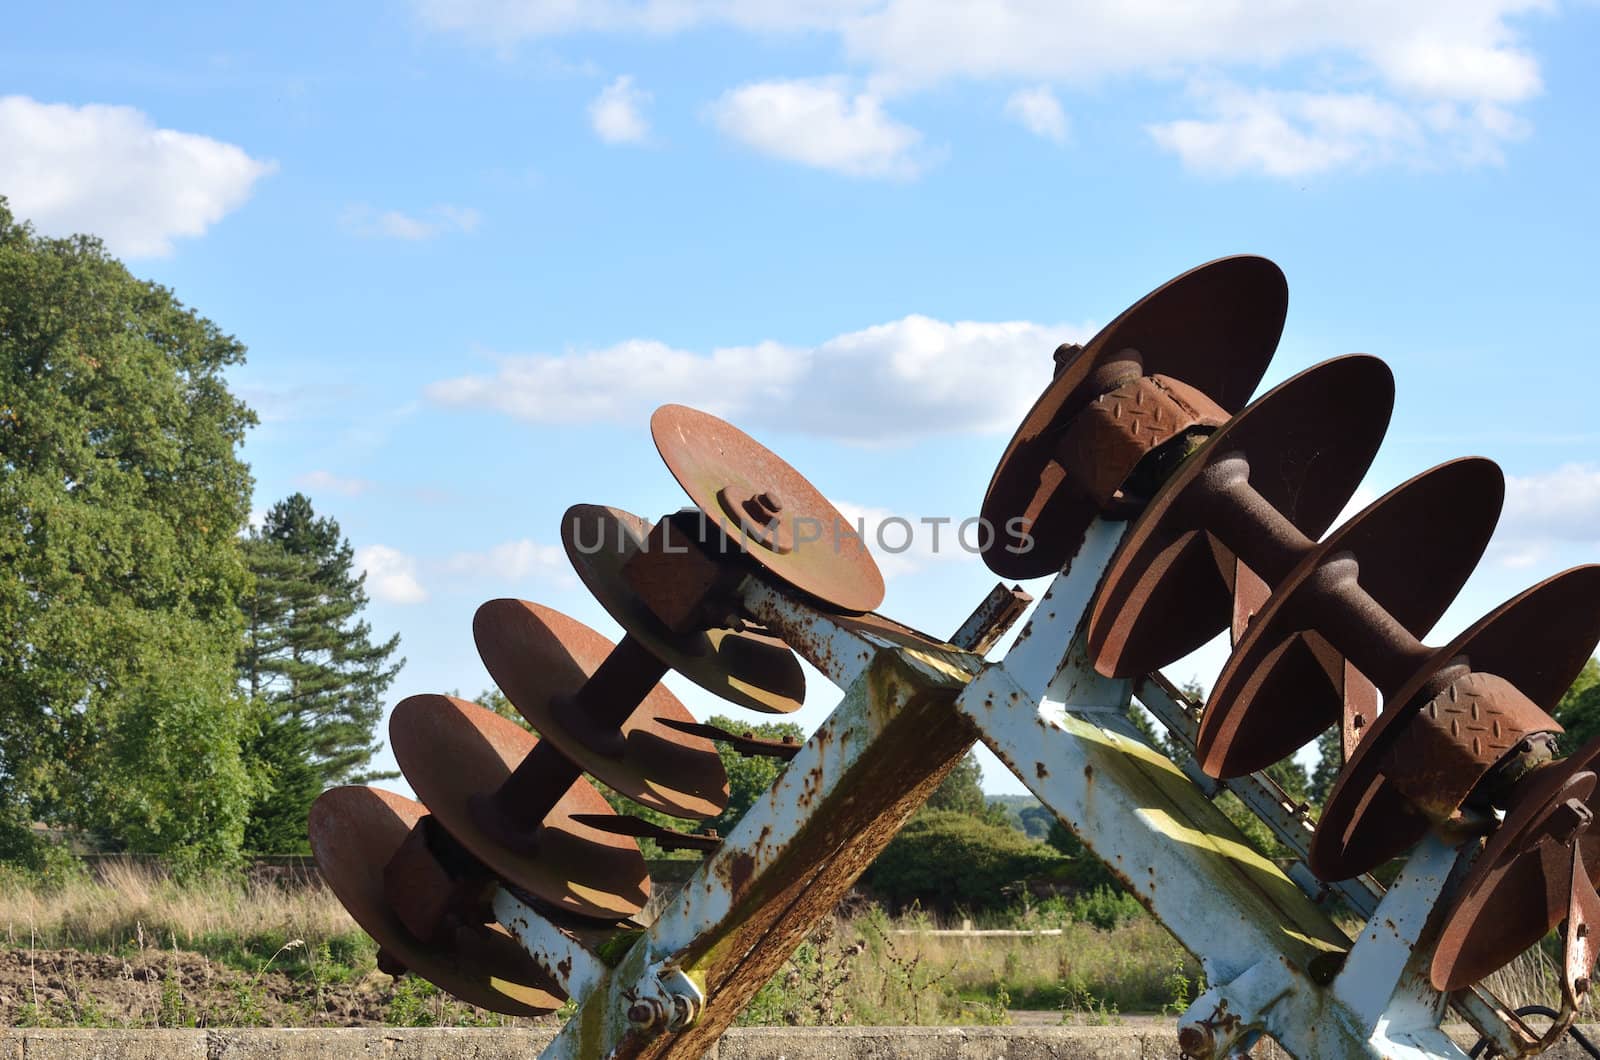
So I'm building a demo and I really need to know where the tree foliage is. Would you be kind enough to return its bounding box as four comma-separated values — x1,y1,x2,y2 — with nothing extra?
1556,658,1600,757
0,200,257,866
239,493,402,852
865,808,1066,914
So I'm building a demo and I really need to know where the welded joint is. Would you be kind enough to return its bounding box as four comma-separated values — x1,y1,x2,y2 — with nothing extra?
624,961,705,1035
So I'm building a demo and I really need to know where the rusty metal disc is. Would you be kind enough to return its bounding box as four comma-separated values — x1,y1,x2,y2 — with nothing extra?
1430,740,1600,992
308,786,564,1015
979,256,1287,580
651,404,885,614
474,599,729,819
1088,355,1394,679
562,504,805,714
1197,458,1503,779
390,694,649,921
1312,566,1600,882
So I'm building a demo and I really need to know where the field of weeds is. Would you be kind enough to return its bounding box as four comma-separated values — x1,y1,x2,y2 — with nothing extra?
0,861,1575,1029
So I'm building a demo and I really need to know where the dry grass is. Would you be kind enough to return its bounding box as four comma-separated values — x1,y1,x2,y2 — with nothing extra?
0,859,357,958
739,905,1200,1026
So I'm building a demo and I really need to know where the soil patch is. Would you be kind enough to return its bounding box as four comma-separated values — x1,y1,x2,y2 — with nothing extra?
0,947,556,1028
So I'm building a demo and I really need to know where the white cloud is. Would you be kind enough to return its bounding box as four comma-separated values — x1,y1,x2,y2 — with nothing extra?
1148,82,1526,176
0,95,274,258
356,544,429,604
296,470,375,497
589,75,651,144
425,314,1085,443
416,1,1546,105
708,78,927,179
1004,85,1068,144
445,538,571,582
417,1,1552,175
341,203,481,240
1493,464,1600,556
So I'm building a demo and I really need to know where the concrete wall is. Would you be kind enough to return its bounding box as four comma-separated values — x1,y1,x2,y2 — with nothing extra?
2,1026,1598,1059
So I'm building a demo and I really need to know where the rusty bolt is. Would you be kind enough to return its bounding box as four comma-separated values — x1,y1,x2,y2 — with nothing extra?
740,491,783,528
1547,798,1594,846
1177,1023,1213,1059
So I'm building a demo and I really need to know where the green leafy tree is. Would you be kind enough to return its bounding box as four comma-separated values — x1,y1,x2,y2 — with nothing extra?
1308,726,1342,808
238,493,402,852
0,200,257,866
865,809,1066,914
1555,658,1600,757
704,714,803,837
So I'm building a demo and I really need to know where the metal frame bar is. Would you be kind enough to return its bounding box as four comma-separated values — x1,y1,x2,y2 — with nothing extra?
495,517,1537,1060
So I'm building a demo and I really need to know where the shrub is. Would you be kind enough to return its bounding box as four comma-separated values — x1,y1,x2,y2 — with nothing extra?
865,809,1065,914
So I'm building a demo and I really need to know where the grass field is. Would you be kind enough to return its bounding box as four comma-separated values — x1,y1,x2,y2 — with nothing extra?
0,861,1574,1029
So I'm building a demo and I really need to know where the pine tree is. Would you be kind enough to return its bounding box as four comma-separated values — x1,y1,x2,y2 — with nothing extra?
239,494,402,851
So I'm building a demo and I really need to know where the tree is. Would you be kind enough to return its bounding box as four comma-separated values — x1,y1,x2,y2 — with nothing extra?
238,494,401,852
925,752,988,816
865,809,1066,914
1555,658,1600,758
0,200,257,867
704,714,803,837
1308,726,1342,808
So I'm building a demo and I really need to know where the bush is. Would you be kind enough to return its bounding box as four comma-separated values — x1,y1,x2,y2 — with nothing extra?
865,809,1066,914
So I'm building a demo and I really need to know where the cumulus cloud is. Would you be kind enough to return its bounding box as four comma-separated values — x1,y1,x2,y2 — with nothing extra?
1486,463,1600,567
1148,82,1526,176
445,538,572,583
356,544,429,604
417,0,1550,175
424,314,1084,443
415,1,1546,103
708,78,928,179
341,203,481,240
1004,86,1069,144
295,470,375,497
0,95,274,257
589,75,651,143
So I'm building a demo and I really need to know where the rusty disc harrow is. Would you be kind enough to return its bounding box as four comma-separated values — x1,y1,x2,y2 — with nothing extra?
473,598,729,820
308,786,564,1015
562,503,805,714
1312,565,1600,882
389,694,651,922
979,255,1287,580
1087,354,1393,679
1196,458,1503,778
652,403,885,614
1431,736,1600,993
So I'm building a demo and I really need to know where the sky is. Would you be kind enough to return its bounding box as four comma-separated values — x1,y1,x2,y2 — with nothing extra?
3,1,1599,796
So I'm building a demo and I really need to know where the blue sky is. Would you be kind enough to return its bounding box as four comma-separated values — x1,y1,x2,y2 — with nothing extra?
4,1,1598,795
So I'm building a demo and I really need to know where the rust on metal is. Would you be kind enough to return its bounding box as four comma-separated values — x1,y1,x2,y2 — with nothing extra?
562,503,804,714
1313,566,1600,881
308,786,564,1015
651,404,885,614
390,694,650,921
474,599,729,819
979,255,1287,580
1087,354,1393,679
1431,735,1600,992
1197,457,1503,778
950,582,1034,655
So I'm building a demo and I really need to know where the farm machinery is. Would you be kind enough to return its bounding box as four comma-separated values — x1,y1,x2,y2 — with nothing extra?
311,256,1600,1058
